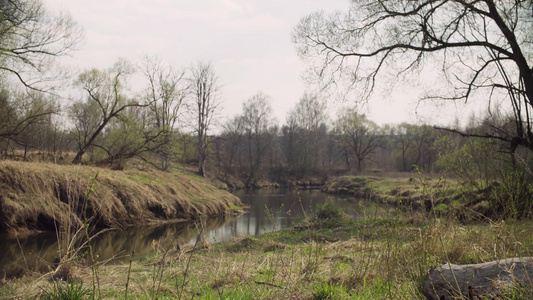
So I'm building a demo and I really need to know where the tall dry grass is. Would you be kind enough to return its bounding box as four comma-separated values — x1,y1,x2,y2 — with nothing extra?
0,160,241,236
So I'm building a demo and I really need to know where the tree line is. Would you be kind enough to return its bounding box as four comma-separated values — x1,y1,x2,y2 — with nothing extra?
0,0,222,173
0,55,220,171
214,93,533,188
2,62,526,190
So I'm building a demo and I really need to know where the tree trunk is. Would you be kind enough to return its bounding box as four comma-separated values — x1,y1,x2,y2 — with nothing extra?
198,155,205,177
423,257,533,300
72,118,111,164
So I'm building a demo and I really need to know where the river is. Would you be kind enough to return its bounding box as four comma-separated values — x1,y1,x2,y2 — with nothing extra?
0,189,388,278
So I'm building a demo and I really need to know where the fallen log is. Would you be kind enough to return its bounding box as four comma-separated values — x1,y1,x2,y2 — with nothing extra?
423,257,533,300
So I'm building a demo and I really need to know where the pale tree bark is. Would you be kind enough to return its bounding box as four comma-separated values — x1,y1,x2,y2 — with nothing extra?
141,55,188,170
190,62,221,177
423,258,533,300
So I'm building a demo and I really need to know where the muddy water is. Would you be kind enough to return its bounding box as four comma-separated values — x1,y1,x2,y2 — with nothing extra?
0,189,389,277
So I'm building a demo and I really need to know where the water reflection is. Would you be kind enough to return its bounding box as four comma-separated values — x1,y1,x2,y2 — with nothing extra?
0,216,235,277
0,189,387,277
232,189,385,235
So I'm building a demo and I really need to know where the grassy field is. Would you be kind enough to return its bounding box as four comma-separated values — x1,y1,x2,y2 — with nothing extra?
2,175,533,299
2,171,533,299
2,205,533,299
321,174,498,222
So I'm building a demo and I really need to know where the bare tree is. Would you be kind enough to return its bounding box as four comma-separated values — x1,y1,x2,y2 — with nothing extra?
69,98,100,161
0,0,83,90
392,123,416,172
190,62,221,176
282,93,328,177
334,109,384,172
94,106,169,169
70,59,144,164
218,115,245,178
240,92,278,187
141,56,188,170
0,88,60,158
294,1,533,153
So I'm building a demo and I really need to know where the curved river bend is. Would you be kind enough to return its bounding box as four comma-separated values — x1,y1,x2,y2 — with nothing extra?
0,189,388,277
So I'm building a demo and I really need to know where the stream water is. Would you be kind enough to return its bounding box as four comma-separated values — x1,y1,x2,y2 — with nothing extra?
0,189,389,278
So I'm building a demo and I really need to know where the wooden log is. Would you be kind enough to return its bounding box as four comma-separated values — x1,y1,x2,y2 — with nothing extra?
423,257,533,300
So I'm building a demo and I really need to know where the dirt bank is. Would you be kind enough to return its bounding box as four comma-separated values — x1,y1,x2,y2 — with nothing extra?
0,161,242,235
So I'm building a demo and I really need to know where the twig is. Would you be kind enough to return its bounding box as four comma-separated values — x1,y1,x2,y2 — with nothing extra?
254,281,282,288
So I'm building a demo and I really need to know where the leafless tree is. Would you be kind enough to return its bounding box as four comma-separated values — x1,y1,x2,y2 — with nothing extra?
240,92,278,187
190,62,221,176
0,0,83,91
334,109,384,172
393,123,417,172
93,106,169,169
218,115,245,178
0,88,60,158
282,93,328,177
294,1,533,153
141,56,188,170
392,123,437,171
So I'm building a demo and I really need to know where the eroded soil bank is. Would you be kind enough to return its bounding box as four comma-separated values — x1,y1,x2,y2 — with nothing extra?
0,161,242,236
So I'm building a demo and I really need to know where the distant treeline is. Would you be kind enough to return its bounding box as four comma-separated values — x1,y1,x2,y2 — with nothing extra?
1,75,530,191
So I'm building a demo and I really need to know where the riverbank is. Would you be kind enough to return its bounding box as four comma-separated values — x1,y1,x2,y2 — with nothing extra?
0,161,242,236
217,174,327,190
321,175,496,222
2,204,532,299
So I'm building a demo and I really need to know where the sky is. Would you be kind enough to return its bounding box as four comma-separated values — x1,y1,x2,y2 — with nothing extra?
44,0,474,128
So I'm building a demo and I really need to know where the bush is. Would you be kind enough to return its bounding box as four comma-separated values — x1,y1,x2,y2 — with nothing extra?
489,171,533,219
315,204,344,228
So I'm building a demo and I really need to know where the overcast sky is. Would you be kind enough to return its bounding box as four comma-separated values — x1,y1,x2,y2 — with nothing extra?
45,0,471,128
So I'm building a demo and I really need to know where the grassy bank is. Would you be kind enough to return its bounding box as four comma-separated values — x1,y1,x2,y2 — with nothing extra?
321,175,496,221
2,172,533,299
2,202,533,299
0,161,242,236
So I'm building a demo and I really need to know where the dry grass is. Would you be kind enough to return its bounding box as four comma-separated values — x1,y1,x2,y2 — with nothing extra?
0,160,241,236
2,168,532,299
3,213,533,299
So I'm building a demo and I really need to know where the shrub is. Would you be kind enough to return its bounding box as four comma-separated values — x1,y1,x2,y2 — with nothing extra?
315,204,344,228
